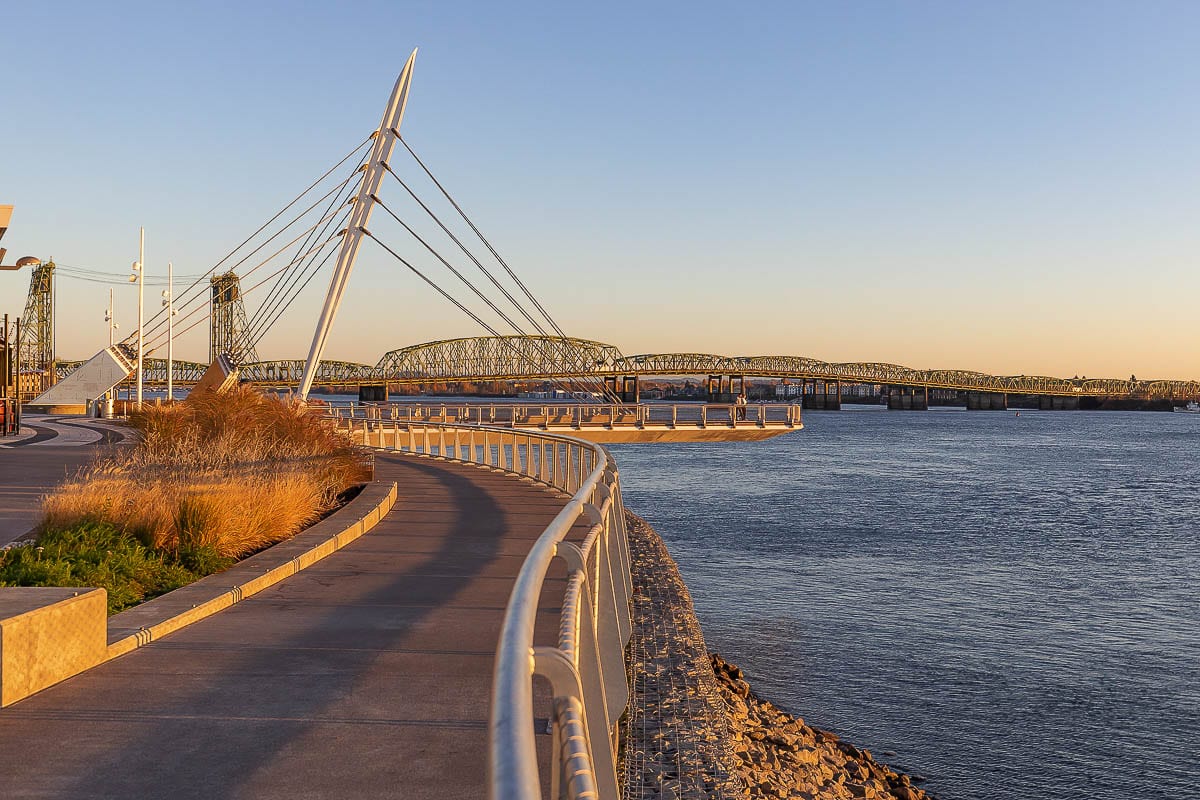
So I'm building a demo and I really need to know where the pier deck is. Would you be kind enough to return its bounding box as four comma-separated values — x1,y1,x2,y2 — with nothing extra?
0,453,577,799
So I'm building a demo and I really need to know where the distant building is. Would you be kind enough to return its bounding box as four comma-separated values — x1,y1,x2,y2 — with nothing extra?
775,383,803,398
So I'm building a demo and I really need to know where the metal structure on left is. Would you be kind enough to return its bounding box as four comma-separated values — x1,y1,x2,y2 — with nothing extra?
210,271,258,365
19,260,55,396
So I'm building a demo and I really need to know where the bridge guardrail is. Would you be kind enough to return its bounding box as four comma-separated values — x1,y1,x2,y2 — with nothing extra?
325,400,801,430
336,416,631,800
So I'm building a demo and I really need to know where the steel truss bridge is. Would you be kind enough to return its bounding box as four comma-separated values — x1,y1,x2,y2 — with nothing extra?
55,335,1200,399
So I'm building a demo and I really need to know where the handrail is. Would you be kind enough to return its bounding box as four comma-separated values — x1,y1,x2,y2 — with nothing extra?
323,400,802,430
337,416,632,799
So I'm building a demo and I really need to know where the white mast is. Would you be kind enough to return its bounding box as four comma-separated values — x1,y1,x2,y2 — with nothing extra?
298,49,417,400
163,261,175,401
132,227,145,409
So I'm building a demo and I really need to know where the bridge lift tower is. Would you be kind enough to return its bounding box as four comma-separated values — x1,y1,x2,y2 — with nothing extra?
18,259,55,394
209,271,257,364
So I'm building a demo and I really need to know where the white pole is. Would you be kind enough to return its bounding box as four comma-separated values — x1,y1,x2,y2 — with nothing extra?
298,49,417,401
135,227,144,409
166,261,174,401
105,288,115,418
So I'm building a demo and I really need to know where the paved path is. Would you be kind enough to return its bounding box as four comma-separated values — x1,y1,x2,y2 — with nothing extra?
0,452,578,799
0,415,130,545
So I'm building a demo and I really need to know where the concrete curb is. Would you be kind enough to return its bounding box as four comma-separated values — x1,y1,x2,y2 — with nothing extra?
105,480,398,660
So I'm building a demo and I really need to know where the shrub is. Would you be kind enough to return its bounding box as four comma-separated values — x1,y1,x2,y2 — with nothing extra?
0,522,204,614
41,386,368,559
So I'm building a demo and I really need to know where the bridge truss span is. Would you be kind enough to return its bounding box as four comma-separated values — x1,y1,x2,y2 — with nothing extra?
375,335,624,382
238,360,375,387
55,335,1200,400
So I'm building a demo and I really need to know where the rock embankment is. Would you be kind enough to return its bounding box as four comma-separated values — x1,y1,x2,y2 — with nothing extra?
711,654,930,800
624,510,933,800
623,513,744,798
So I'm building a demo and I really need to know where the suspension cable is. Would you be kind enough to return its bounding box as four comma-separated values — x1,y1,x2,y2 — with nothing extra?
382,163,553,338
363,230,615,401
136,197,353,346
396,134,571,340
389,141,621,401
141,219,347,352
371,195,618,401
132,157,365,349
240,232,344,355
242,145,373,349
143,232,345,357
209,134,371,278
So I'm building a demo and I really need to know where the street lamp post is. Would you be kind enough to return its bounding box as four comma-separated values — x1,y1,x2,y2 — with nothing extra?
13,318,21,428
129,228,145,409
106,288,116,346
162,261,176,401
105,289,118,417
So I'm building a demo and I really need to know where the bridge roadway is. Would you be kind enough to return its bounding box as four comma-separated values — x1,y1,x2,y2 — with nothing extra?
0,452,581,799
54,335,1200,399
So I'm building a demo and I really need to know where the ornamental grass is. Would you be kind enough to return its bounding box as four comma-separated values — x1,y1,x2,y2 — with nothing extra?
46,385,369,557
0,386,370,612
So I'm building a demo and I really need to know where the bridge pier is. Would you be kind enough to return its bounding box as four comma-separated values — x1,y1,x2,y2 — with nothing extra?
358,383,387,403
966,391,1007,410
1039,395,1080,410
604,375,640,403
802,379,841,410
887,386,927,410
705,374,744,404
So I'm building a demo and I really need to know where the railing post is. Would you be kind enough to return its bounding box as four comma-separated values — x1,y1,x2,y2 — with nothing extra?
552,442,559,489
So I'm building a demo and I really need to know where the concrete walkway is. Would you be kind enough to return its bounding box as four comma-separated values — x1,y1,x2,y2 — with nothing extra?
0,416,130,545
0,452,578,799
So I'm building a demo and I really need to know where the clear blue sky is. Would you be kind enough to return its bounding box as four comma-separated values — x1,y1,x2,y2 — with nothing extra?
3,1,1198,379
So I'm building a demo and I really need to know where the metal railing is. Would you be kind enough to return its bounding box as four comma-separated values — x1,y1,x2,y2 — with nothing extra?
338,417,632,799
325,400,801,431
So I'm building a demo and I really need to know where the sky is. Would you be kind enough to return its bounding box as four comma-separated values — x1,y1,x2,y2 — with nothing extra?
2,1,1198,380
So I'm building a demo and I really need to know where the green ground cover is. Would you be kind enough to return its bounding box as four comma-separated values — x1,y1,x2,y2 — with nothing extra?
0,522,233,614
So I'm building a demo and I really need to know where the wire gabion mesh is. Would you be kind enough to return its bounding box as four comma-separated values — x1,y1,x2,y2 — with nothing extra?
621,512,746,800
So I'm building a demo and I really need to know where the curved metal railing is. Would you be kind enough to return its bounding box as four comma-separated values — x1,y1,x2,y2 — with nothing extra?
334,414,632,800
325,400,800,431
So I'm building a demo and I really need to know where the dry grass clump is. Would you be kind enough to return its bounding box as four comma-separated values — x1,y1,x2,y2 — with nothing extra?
41,386,369,559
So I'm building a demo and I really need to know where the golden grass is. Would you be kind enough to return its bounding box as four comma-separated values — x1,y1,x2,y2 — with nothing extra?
41,386,369,559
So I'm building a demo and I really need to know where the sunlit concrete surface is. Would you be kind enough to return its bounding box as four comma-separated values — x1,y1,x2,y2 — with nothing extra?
0,453,580,799
0,416,129,545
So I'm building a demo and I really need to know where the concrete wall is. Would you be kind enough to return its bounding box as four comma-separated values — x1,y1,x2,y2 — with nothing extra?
0,588,107,707
27,348,131,412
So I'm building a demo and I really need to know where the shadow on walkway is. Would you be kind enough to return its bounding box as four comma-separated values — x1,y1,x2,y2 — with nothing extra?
0,454,569,800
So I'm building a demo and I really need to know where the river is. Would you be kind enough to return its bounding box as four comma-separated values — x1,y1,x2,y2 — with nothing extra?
610,407,1199,800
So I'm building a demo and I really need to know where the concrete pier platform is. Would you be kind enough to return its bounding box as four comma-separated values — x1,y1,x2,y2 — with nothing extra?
0,453,581,799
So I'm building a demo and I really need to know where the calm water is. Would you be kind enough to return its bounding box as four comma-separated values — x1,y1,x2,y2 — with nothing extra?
611,408,1200,800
